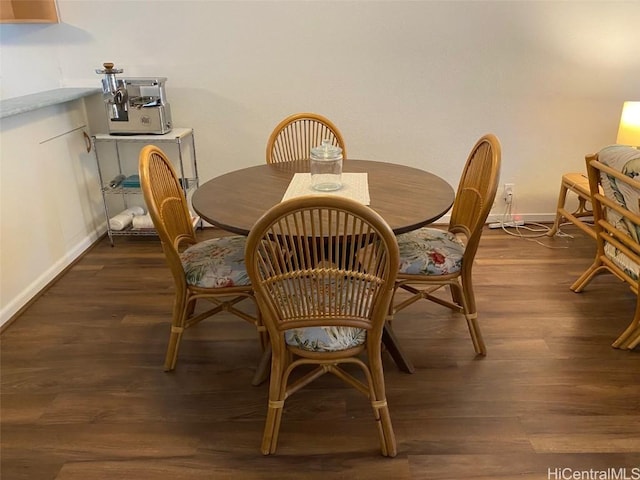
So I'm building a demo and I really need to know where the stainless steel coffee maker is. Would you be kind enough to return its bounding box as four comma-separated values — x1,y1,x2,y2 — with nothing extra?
96,62,172,135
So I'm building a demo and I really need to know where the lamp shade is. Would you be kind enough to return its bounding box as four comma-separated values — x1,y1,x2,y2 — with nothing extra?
616,101,640,147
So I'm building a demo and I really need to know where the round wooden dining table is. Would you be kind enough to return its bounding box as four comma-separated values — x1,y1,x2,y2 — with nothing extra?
192,159,455,236
192,159,455,376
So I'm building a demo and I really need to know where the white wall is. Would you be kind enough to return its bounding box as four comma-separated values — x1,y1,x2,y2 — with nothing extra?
1,0,639,217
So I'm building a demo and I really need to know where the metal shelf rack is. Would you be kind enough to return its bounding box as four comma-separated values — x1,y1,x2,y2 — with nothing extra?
92,128,200,245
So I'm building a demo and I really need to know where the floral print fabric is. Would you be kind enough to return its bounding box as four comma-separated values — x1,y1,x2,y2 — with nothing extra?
605,243,639,281
598,145,640,280
180,236,251,288
285,326,366,352
396,227,464,276
266,278,370,352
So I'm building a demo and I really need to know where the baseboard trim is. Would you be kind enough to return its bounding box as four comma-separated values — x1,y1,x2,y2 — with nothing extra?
433,213,556,226
486,213,557,224
0,230,106,332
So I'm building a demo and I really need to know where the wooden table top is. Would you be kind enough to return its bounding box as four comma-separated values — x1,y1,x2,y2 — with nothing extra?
192,159,455,236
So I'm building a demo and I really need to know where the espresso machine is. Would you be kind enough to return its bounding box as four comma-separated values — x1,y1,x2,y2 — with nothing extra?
96,62,172,135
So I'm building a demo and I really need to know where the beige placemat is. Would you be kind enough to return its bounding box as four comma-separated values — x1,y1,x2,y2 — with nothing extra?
282,173,370,205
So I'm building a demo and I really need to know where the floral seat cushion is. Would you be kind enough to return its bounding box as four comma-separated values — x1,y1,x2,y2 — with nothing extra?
267,277,372,352
285,326,366,352
396,227,464,276
180,235,251,288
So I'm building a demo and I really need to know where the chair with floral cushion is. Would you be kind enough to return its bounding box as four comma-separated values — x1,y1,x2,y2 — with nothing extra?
245,195,399,456
139,145,267,381
266,112,346,164
571,145,640,349
389,134,502,356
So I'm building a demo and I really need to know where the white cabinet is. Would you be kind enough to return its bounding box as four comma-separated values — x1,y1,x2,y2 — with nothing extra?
0,90,103,327
91,128,200,245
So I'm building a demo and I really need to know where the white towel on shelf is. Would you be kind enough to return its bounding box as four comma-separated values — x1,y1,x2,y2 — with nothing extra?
132,213,155,230
108,206,145,230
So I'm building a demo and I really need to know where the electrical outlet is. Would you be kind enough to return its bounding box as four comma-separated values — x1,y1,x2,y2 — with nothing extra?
503,183,515,204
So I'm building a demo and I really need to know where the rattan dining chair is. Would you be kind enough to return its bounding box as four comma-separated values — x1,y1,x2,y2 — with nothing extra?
139,145,267,380
571,145,640,350
389,134,502,356
265,112,347,164
245,196,399,456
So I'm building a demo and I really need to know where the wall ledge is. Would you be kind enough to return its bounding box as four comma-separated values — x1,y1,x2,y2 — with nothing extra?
0,87,101,119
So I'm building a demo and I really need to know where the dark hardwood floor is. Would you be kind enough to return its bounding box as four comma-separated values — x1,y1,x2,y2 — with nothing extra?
1,225,639,479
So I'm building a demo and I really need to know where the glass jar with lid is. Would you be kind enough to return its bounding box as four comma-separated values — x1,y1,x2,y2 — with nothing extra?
310,139,343,191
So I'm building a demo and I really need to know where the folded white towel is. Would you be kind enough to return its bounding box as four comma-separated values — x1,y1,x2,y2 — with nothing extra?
132,213,155,230
108,206,145,231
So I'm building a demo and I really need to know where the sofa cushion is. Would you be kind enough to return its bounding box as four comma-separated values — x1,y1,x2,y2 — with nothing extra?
597,145,640,243
597,145,640,279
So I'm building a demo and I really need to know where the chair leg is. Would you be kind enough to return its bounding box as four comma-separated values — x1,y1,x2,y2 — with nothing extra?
547,181,569,237
367,350,397,457
251,305,271,386
258,328,269,351
465,314,486,356
623,329,640,349
613,322,640,349
261,351,287,455
164,326,183,371
378,404,397,457
262,399,284,455
575,196,591,217
255,309,269,354
449,283,464,308
458,276,486,356
570,261,607,292
261,403,279,454
164,294,189,371
612,295,640,349
387,285,399,320
186,298,196,317
252,343,272,386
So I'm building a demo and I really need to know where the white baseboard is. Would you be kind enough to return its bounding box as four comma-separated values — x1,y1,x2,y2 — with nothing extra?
0,229,104,329
486,213,557,224
432,213,557,226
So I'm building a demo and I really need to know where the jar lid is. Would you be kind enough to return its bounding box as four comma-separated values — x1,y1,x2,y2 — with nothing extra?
311,139,342,159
